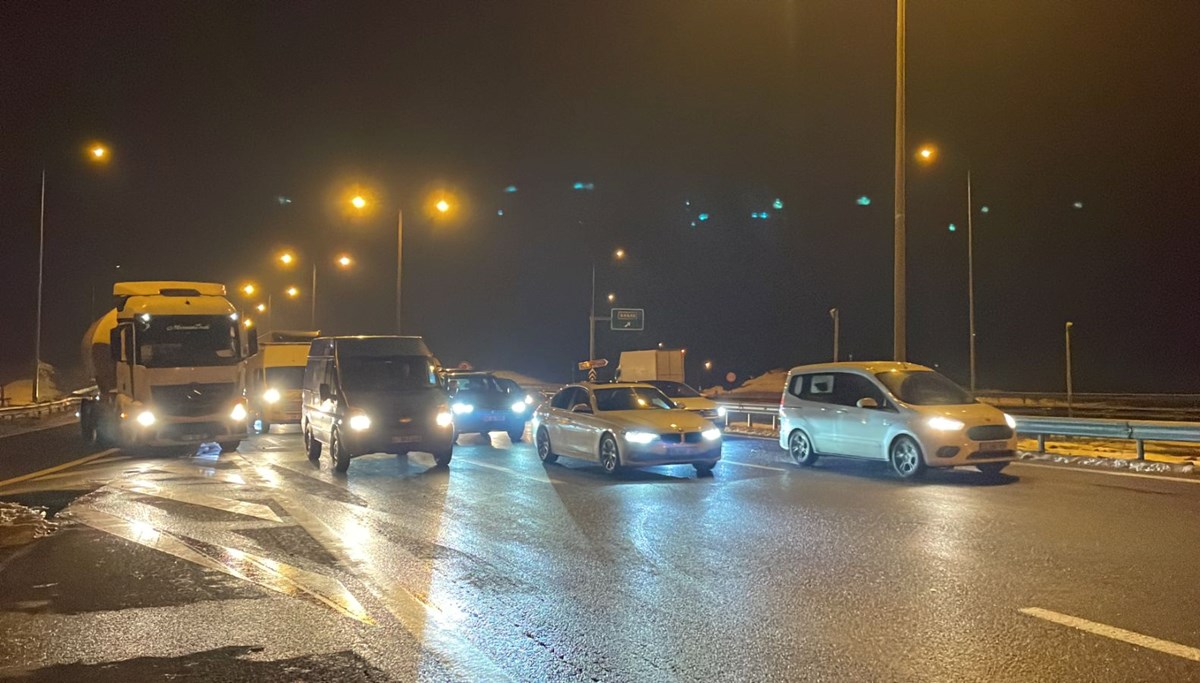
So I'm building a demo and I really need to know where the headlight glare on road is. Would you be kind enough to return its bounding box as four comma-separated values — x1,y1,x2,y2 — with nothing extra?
625,431,658,444
452,402,474,415
136,410,156,427
702,428,722,441
229,402,248,421
436,411,453,427
927,416,965,431
263,388,281,404
348,413,371,431
1004,413,1017,429
511,401,527,413
716,406,727,418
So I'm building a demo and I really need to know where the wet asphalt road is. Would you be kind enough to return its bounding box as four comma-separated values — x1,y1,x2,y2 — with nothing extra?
2,427,1200,681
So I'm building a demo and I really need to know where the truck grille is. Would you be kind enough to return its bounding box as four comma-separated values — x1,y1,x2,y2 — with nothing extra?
151,383,235,418
967,424,1014,441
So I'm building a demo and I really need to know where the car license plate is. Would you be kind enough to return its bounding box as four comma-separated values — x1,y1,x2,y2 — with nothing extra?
391,435,421,444
484,415,504,422
979,440,1008,452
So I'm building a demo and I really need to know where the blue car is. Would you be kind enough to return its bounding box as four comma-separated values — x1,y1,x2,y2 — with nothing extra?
442,372,531,442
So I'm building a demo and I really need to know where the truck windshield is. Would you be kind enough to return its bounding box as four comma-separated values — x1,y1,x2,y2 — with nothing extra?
594,387,675,411
339,355,436,392
265,366,305,390
874,371,975,406
136,315,241,368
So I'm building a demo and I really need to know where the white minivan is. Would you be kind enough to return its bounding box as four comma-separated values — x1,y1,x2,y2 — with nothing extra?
778,362,1017,479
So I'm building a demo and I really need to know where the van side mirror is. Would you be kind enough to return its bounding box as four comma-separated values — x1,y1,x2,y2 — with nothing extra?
856,397,879,410
319,383,332,402
570,403,592,414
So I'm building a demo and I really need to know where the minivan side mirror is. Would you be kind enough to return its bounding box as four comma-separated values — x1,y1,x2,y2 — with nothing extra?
319,383,332,402
856,397,880,410
570,403,592,414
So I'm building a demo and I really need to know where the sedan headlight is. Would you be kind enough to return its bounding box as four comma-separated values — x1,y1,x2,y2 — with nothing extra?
927,416,965,432
1004,413,1017,429
348,412,371,431
702,428,722,441
263,388,281,404
625,431,658,444
436,411,454,427
524,394,534,405
452,402,474,415
230,402,248,421
136,410,156,427
511,401,528,413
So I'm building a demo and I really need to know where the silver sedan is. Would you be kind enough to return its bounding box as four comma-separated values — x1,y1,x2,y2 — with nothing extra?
532,382,722,476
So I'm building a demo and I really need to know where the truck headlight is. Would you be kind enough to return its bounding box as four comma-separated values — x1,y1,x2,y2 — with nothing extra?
511,401,528,413
927,416,965,431
452,402,474,415
136,410,156,427
230,403,248,421
348,413,371,431
625,431,658,444
702,428,722,441
263,388,281,404
1004,413,1017,429
436,411,454,427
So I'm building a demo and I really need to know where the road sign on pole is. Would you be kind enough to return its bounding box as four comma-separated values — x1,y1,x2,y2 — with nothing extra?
610,308,645,331
578,359,609,371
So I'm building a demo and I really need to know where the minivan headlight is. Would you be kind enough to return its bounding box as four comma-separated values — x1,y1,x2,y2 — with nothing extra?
230,403,248,421
927,416,965,432
625,431,658,444
263,388,281,404
136,410,156,427
1004,413,1017,429
436,411,454,427
702,428,722,441
348,413,371,431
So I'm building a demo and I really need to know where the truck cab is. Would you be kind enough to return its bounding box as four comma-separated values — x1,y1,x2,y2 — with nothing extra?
248,331,318,433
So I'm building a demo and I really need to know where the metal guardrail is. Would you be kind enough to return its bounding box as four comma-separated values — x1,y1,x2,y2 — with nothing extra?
717,400,1200,461
0,387,95,423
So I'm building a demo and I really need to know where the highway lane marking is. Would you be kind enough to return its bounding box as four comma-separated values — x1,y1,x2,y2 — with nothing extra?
0,448,118,489
1012,461,1200,486
108,479,284,522
465,458,565,485
1020,607,1200,662
720,459,787,472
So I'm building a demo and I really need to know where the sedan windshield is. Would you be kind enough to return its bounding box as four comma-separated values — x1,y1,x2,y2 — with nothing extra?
593,387,675,411
647,381,701,398
875,371,974,406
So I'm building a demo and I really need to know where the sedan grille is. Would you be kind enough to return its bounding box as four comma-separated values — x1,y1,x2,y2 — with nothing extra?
659,432,702,444
967,424,1014,441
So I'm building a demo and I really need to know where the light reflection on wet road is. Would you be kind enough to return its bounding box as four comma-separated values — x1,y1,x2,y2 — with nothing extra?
3,430,1200,680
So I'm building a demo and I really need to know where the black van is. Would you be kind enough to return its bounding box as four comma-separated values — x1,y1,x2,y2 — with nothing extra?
301,336,454,472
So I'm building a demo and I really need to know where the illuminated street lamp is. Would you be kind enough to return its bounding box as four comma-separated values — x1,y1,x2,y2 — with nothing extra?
704,360,713,371
90,144,109,160
240,283,257,297
278,251,295,266
607,293,616,303
256,303,266,313
351,195,367,209
286,286,299,298
337,254,352,268
435,198,451,213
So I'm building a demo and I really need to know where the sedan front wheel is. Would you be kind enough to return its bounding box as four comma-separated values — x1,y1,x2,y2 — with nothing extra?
599,434,622,475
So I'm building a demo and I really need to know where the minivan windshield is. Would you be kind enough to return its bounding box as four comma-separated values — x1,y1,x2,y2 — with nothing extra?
646,381,701,398
875,371,974,406
594,387,675,411
339,355,436,392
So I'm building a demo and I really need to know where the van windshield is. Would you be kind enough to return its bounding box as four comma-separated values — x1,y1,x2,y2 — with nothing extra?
136,315,241,368
339,355,436,392
875,371,974,406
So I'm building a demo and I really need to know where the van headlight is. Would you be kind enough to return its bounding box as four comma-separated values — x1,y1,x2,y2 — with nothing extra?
436,411,454,427
452,402,474,415
263,388,281,404
511,401,528,413
702,428,722,441
136,410,156,427
230,403,248,421
927,416,965,431
625,431,658,444
348,413,371,431
1004,413,1017,429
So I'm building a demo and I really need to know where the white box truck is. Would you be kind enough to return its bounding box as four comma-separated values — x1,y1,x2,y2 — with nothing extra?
615,349,685,383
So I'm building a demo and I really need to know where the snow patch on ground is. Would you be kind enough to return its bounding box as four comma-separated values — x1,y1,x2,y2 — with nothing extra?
0,502,59,548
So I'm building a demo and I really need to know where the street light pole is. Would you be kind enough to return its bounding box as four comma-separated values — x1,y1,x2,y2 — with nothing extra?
589,262,596,361
967,168,977,394
893,0,908,362
829,308,840,362
1065,321,1074,417
32,170,46,403
310,262,318,329
396,209,403,334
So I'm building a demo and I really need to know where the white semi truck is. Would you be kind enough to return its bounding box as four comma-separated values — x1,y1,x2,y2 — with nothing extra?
79,281,257,453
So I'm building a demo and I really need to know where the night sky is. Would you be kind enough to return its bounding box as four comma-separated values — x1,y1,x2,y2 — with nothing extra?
3,1,1198,391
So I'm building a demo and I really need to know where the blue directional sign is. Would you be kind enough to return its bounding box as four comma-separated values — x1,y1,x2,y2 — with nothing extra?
610,308,645,331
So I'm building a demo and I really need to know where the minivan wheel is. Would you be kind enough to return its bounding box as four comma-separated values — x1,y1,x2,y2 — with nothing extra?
536,427,558,464
788,430,819,466
599,434,621,475
433,448,453,467
890,436,926,479
304,424,321,461
331,429,351,473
